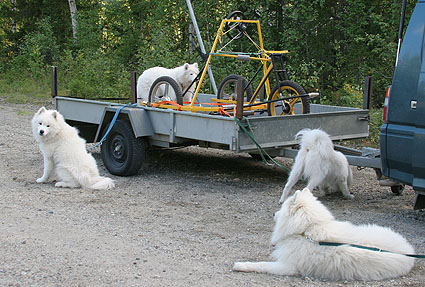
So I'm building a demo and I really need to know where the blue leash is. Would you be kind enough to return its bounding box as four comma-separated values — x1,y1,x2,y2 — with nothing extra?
87,103,136,151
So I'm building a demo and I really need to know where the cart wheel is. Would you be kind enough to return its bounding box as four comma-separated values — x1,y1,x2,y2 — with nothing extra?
148,76,183,106
217,74,253,102
101,120,145,176
267,80,310,116
391,184,405,195
223,11,246,40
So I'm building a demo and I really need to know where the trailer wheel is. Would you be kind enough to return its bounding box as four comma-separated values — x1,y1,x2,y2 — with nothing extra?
391,184,405,195
217,74,253,102
148,76,183,106
267,80,310,116
101,120,145,176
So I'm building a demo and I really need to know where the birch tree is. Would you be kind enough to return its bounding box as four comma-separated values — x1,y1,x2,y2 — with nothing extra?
68,0,78,40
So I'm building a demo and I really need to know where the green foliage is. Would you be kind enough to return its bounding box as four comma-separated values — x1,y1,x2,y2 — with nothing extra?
368,108,384,147
0,71,51,104
11,17,59,79
0,0,418,110
60,50,129,100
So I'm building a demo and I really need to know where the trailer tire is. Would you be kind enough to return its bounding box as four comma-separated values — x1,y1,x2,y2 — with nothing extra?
267,80,310,116
391,184,405,195
148,76,183,106
101,120,145,176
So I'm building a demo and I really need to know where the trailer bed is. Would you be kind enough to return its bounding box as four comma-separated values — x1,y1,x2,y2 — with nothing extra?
54,96,369,154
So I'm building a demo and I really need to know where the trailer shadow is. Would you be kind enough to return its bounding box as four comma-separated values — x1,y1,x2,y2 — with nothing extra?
138,147,290,185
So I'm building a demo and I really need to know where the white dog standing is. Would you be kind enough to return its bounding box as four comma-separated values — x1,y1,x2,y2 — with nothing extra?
32,107,115,190
280,128,353,203
137,62,199,104
234,188,415,281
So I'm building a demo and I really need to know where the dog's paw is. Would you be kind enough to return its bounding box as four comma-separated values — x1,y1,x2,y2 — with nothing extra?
36,177,47,183
279,192,288,204
55,181,66,188
345,193,355,199
233,262,245,272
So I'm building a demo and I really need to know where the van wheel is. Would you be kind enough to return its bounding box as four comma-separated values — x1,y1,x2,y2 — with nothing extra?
391,184,405,195
101,120,145,176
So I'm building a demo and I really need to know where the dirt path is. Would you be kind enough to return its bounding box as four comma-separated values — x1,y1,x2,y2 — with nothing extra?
0,103,424,286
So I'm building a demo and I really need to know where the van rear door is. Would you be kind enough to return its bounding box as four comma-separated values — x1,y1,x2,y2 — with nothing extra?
380,1,425,203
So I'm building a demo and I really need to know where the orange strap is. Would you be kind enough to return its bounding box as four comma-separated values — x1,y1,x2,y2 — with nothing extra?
151,100,183,111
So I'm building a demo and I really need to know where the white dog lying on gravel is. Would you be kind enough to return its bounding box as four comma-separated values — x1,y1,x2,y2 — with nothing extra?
234,188,415,281
32,107,114,190
280,128,353,203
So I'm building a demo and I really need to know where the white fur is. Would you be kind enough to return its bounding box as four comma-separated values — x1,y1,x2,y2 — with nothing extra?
136,63,199,104
234,188,415,281
32,107,115,190
280,128,353,203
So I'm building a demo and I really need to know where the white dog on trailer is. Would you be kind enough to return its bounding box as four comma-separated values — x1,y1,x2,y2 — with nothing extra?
136,62,199,104
234,188,415,281
32,107,115,190
279,128,353,203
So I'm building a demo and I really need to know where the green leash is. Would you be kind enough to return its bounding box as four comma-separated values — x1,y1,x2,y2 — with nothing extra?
318,242,425,259
233,116,290,174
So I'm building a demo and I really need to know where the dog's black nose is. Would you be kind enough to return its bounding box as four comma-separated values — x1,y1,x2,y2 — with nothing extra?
39,130,44,135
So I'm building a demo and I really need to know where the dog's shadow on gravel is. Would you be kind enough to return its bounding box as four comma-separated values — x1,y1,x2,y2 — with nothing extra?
137,147,289,185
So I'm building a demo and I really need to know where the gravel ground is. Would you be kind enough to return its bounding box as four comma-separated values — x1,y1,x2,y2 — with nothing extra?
0,102,424,287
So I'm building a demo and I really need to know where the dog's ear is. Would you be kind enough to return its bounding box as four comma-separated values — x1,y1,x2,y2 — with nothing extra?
301,187,311,195
293,189,301,201
36,107,47,115
52,111,58,120
290,189,307,216
184,63,189,70
193,62,198,68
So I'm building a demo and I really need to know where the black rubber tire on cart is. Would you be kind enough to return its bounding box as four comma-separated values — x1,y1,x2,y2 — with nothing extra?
267,80,310,116
217,74,253,102
223,11,246,40
148,76,183,106
391,184,405,195
101,119,145,176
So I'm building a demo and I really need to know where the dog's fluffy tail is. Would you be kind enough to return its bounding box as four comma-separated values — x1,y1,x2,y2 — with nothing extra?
90,176,115,190
296,128,334,155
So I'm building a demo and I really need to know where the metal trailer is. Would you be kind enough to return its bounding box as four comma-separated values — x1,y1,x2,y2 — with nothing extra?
53,88,379,177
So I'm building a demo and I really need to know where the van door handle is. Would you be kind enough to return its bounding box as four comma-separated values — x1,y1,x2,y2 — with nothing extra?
411,100,417,109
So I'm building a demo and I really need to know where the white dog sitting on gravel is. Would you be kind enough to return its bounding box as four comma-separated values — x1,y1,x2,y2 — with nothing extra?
137,62,199,104
32,107,115,190
280,128,353,203
234,188,415,281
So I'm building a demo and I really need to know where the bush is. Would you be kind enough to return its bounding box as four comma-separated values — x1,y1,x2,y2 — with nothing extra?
11,17,59,79
60,50,130,100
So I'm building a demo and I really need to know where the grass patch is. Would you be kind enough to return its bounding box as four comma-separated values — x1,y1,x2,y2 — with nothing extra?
0,72,52,105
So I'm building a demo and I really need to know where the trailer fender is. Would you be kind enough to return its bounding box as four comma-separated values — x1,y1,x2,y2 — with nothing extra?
95,106,154,142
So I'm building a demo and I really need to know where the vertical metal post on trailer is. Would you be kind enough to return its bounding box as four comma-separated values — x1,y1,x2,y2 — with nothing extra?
236,78,244,120
130,71,137,104
185,0,217,95
51,66,58,98
363,76,372,110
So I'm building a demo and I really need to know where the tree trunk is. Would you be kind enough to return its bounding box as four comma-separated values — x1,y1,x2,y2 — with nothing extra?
11,0,17,33
68,0,78,40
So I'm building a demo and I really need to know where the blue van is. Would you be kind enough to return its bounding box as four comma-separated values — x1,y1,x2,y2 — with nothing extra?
380,0,425,209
